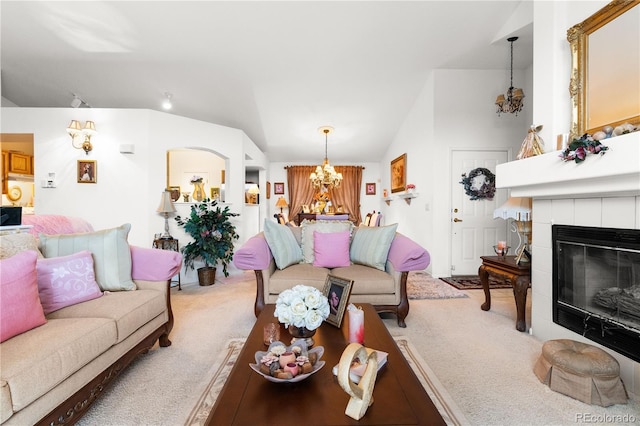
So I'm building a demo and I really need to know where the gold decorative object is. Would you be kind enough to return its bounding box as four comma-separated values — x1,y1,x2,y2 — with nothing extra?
337,343,378,421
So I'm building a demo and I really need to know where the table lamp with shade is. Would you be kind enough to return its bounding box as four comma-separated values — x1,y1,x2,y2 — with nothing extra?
275,196,288,213
157,190,176,239
493,197,532,264
247,184,260,204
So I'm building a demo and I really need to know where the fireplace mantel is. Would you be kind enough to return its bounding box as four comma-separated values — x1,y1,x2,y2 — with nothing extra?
496,132,640,199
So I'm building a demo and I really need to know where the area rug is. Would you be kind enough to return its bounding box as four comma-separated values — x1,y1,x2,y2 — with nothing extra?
185,337,469,426
408,271,468,299
440,275,511,290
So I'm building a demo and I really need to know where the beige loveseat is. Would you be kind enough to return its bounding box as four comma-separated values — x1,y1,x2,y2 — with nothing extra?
0,216,181,425
233,220,430,327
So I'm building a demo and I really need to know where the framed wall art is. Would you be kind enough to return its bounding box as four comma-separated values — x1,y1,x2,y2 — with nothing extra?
365,182,376,195
323,275,354,328
266,181,271,199
274,182,285,195
78,160,97,183
390,153,406,193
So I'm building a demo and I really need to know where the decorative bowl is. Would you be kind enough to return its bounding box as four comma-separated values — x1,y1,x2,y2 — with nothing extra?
249,341,325,383
493,245,510,257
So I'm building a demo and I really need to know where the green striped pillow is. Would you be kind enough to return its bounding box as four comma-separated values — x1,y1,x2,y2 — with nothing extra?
349,224,398,271
263,220,303,269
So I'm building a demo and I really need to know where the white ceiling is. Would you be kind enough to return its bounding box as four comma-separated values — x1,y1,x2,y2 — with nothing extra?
0,1,533,163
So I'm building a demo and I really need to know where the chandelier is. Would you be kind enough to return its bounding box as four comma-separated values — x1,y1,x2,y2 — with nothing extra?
495,36,525,116
310,126,343,189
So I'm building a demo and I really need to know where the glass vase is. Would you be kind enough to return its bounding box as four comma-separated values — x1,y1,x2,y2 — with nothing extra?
288,325,316,348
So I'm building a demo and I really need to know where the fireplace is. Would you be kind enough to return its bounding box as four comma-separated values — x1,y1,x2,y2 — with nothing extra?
552,225,640,362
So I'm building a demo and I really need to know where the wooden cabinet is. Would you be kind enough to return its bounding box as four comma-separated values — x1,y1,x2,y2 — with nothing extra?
8,152,32,174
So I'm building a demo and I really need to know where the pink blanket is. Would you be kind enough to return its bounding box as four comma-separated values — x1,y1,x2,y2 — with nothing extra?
22,215,94,238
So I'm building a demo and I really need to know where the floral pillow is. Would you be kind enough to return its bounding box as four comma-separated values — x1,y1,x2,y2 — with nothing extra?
36,250,103,315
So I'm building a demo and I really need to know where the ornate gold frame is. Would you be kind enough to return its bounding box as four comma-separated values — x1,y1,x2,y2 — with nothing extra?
568,0,640,138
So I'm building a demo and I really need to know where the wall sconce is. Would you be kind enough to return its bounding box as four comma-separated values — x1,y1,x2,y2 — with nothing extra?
66,120,97,155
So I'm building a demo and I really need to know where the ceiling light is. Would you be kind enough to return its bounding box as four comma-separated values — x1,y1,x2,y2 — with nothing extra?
310,126,343,189
162,92,173,110
495,37,525,116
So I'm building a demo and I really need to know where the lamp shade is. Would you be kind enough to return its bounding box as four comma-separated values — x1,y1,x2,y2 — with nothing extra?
275,197,288,208
247,184,260,195
157,191,176,214
493,197,531,221
67,120,82,135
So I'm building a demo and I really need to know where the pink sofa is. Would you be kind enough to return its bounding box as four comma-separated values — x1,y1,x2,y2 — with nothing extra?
0,215,182,425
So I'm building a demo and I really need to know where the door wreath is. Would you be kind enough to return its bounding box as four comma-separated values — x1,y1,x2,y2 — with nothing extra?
460,168,495,200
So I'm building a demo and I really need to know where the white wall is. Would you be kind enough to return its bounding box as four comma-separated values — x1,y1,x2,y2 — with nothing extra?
381,67,531,276
0,107,268,279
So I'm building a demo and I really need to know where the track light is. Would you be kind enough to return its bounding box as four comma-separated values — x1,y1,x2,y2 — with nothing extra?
70,94,91,108
162,93,173,110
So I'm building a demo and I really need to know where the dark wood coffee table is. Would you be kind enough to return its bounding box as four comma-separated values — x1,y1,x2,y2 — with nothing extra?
206,304,445,425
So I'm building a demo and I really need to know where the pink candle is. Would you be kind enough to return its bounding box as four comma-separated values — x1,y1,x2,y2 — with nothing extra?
348,307,365,344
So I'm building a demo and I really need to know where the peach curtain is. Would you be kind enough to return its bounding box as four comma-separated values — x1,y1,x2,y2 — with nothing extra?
285,166,316,223
285,165,364,224
329,166,363,224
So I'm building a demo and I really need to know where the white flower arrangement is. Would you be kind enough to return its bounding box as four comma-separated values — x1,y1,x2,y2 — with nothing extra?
274,285,330,331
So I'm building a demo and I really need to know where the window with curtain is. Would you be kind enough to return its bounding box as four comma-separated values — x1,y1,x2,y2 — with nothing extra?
285,165,364,224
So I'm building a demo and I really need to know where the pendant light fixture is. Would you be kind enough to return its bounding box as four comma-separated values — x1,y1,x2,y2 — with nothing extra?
309,126,343,189
495,36,525,116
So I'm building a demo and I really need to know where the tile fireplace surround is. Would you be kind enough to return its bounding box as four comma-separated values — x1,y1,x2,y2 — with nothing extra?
497,131,640,397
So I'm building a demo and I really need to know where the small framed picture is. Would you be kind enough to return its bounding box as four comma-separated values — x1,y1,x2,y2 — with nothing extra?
168,186,180,201
78,160,97,183
323,275,354,328
391,153,407,193
274,182,285,195
266,181,271,199
302,204,311,214
210,187,220,200
365,182,376,195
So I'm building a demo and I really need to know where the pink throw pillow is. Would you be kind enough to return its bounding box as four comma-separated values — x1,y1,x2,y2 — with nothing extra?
313,231,351,268
36,250,103,315
0,251,47,342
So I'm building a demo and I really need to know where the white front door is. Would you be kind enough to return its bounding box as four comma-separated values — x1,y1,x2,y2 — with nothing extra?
450,150,509,276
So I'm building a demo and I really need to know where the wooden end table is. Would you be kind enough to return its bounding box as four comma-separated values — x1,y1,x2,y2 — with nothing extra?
206,304,445,425
153,238,181,290
479,255,531,332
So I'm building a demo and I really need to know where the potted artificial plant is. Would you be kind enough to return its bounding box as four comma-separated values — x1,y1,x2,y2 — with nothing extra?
175,198,240,285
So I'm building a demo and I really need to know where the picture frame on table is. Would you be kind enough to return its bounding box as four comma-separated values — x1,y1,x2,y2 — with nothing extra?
210,187,220,200
274,182,285,195
365,182,376,195
301,204,311,214
168,186,180,201
323,275,354,328
77,160,97,183
391,153,406,193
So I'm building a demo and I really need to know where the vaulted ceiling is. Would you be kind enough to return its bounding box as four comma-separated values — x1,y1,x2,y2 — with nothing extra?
1,1,533,163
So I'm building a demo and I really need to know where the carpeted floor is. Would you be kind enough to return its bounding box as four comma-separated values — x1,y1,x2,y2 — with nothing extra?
76,272,639,426
408,271,468,299
440,275,512,290
184,337,469,426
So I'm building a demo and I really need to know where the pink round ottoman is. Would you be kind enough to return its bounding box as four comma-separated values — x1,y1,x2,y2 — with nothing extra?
533,339,627,406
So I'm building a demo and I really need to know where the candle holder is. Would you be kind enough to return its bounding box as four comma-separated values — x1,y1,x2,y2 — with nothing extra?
493,245,510,258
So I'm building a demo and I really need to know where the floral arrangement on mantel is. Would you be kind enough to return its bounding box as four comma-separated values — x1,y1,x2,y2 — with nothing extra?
258,341,319,379
405,183,415,191
274,285,330,330
190,175,204,184
559,133,609,164
175,198,239,276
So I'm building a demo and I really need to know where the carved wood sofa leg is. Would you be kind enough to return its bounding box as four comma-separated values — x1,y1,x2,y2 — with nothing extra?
396,272,410,328
159,279,174,347
254,270,266,317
